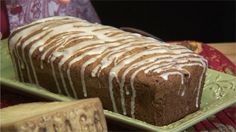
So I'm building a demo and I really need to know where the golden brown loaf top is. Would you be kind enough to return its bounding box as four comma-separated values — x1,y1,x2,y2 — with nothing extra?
1,98,107,132
8,16,207,125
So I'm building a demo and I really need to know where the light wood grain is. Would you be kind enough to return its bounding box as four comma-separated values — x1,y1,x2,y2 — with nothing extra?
207,42,236,64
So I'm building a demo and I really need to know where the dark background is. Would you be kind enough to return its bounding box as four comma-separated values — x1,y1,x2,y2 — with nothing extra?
91,1,236,43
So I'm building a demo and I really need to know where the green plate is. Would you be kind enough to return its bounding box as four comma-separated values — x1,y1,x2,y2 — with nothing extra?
1,39,236,132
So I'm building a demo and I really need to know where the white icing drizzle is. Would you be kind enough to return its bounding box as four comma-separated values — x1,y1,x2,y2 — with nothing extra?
9,16,208,118
56,40,105,68
58,31,155,99
59,68,71,96
62,34,156,109
10,51,20,81
40,33,83,69
19,50,33,83
43,34,91,98
127,58,199,117
17,58,24,81
66,68,78,99
24,21,88,92
195,57,207,107
92,41,157,77
126,59,178,117
108,72,118,112
12,38,33,83
12,41,25,81
43,34,96,97
118,54,182,115
66,45,105,97
92,43,138,76
107,47,170,112
50,62,61,94
11,18,79,85
160,71,184,81
29,42,42,85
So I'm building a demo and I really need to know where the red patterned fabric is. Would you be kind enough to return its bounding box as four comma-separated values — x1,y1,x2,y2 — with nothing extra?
200,44,236,76
5,0,100,31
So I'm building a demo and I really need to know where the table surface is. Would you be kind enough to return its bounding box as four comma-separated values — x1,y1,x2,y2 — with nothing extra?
208,42,236,64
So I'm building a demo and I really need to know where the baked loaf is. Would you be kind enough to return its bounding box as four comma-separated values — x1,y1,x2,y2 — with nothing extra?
8,16,207,126
0,98,107,132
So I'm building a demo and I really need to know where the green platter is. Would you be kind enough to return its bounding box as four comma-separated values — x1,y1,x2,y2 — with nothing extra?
1,39,236,132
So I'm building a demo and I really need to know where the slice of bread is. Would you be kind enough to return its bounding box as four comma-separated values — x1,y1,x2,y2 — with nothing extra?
0,98,107,132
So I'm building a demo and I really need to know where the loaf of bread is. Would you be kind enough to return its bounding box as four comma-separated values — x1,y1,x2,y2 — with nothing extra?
0,98,107,132
8,16,207,126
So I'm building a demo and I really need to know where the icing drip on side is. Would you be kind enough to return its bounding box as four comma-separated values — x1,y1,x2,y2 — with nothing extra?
10,51,20,81
195,57,207,108
50,62,61,94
